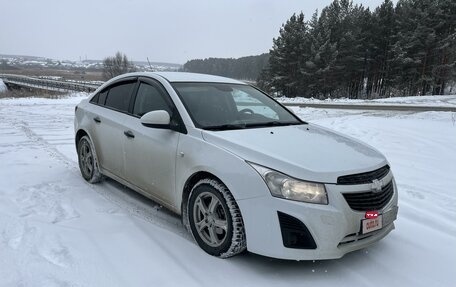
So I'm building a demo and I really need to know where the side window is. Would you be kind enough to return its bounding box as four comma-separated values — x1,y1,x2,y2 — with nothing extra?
98,90,108,105
105,82,135,112
133,83,171,117
90,93,99,104
89,89,108,105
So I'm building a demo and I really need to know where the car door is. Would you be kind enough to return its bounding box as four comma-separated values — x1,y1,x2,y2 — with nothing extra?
122,78,181,206
89,79,137,177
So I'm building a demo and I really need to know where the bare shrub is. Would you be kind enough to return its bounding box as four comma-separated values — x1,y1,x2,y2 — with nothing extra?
102,52,136,80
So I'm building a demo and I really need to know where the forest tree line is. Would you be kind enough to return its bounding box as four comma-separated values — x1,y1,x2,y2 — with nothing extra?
261,0,456,98
184,0,455,98
182,54,269,81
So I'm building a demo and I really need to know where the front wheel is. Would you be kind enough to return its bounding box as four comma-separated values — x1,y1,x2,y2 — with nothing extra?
77,135,103,183
187,178,246,258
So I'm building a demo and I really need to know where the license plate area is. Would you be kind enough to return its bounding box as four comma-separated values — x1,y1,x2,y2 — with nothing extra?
361,215,383,234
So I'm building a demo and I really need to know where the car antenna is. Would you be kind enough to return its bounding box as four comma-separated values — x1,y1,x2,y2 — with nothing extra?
147,57,153,70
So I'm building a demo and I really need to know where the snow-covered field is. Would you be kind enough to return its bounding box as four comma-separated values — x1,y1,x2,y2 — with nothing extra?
279,95,456,107
0,93,455,286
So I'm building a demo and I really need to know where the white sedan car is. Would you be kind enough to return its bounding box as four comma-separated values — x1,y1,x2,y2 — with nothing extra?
74,72,398,260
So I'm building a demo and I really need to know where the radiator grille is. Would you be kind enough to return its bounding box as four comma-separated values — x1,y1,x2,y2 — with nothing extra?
337,165,390,185
343,180,394,211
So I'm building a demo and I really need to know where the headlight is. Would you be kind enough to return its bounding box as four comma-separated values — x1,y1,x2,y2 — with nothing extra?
249,162,328,204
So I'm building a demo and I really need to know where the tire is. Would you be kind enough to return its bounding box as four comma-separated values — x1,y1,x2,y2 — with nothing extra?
187,178,246,258
77,135,103,183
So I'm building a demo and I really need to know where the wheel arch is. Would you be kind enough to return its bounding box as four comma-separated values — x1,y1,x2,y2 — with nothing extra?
75,129,89,148
181,171,224,215
75,128,103,183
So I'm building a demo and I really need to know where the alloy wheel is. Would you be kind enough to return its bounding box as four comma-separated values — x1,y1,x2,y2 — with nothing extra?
79,139,94,179
192,191,229,247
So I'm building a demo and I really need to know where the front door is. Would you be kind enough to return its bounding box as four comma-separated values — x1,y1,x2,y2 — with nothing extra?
122,80,180,206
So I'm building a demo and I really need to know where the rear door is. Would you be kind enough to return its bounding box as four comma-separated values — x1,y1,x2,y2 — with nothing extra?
122,78,180,206
90,79,137,177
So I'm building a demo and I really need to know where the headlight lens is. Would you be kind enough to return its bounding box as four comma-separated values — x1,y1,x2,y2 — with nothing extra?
249,163,328,204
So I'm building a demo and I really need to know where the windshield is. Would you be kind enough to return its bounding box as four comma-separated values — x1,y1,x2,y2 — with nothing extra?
172,83,303,130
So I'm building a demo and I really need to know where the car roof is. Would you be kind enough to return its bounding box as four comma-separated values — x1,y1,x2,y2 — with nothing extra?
121,72,246,84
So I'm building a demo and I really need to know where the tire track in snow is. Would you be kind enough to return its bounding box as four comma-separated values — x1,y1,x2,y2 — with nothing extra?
18,121,76,170
12,119,190,241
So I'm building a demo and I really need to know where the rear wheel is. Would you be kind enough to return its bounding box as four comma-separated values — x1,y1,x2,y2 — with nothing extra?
77,135,102,183
187,178,246,258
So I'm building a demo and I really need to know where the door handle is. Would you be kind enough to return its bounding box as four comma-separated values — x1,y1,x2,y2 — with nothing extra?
93,116,101,123
124,130,135,138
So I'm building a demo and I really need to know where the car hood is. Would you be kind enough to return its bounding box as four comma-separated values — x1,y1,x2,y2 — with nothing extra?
202,124,387,184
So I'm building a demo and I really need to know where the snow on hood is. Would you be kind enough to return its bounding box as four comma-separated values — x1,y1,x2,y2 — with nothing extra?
202,124,387,184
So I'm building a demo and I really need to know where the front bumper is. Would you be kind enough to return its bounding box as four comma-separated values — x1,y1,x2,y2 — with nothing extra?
237,172,398,260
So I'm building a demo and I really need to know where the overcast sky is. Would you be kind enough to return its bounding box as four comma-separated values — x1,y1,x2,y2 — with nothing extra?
0,0,387,64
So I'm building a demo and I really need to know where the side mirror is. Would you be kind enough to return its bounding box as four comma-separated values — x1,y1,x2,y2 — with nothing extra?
140,110,171,129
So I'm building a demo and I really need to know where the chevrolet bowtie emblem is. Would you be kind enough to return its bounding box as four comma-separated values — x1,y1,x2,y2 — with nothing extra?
371,179,383,193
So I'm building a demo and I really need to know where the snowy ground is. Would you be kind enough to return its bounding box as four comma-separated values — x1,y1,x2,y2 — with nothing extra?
0,93,455,286
278,94,456,107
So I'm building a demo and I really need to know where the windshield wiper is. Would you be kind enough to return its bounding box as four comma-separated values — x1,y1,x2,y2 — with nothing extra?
244,121,303,128
204,121,304,131
204,123,247,131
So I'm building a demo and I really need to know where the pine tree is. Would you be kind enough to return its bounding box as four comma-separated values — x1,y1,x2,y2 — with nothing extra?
308,7,339,98
432,0,456,94
268,13,309,97
260,0,455,98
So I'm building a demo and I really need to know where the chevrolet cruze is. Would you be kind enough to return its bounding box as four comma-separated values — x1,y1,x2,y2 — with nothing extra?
74,72,398,259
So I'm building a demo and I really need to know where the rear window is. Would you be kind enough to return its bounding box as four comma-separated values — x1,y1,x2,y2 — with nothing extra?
90,90,108,105
104,82,136,112
98,90,108,105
